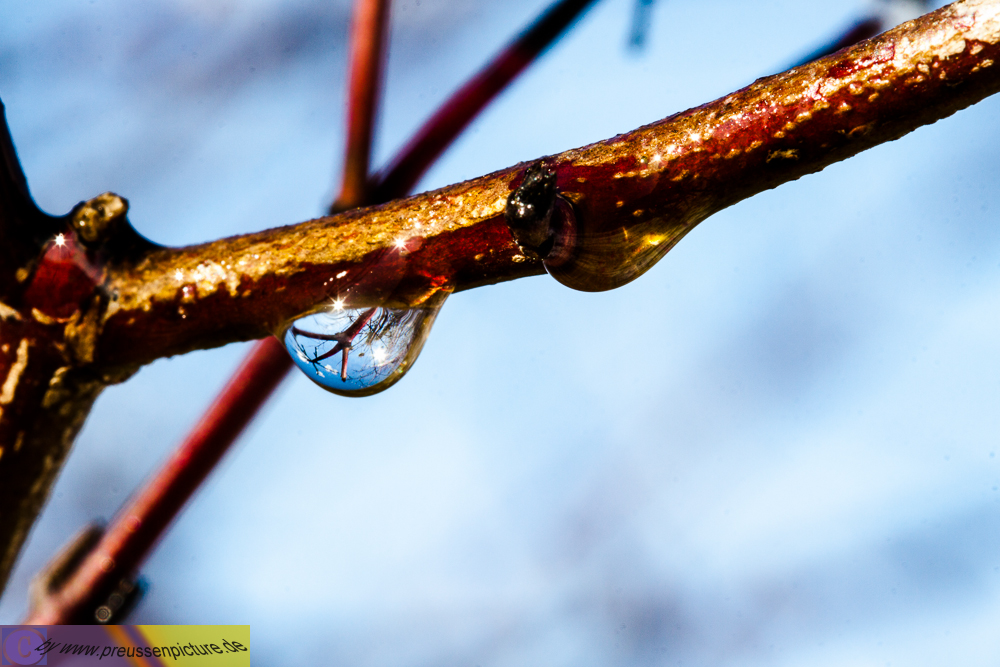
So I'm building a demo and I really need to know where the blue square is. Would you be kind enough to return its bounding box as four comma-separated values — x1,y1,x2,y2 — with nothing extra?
1,627,47,666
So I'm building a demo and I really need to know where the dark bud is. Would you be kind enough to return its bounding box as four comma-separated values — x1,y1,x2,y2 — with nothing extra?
70,192,160,260
71,192,129,246
506,162,558,257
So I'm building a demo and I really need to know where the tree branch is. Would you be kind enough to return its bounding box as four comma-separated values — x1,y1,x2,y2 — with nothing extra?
371,0,600,201
22,340,291,624
96,0,1000,370
333,0,393,211
0,193,144,599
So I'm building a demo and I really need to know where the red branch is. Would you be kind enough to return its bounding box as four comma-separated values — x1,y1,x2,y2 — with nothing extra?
23,0,600,624
23,335,291,624
371,0,599,203
334,0,393,211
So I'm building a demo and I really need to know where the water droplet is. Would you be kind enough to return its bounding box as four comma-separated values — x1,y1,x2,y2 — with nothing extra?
283,300,444,397
280,229,453,396
506,161,690,293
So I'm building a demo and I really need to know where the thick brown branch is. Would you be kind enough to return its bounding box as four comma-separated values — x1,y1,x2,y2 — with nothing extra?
0,192,148,594
0,333,105,601
97,0,1000,371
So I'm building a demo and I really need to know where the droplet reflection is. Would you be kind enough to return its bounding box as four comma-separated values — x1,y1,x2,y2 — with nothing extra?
283,302,443,397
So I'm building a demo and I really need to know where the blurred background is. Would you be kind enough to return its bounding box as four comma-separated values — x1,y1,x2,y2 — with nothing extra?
3,0,1000,664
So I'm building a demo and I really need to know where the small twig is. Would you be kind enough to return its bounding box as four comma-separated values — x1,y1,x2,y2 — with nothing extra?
370,0,600,203
293,307,378,380
333,0,393,212
790,1,930,68
0,103,33,210
628,0,657,51
23,336,292,624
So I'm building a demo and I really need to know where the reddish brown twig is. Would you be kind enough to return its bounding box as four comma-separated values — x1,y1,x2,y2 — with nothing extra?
23,335,291,624
293,307,378,381
370,0,600,203
333,0,393,211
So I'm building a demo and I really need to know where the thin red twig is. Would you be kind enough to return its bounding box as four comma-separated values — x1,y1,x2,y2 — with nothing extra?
294,307,378,379
24,336,291,624
370,0,599,203
25,0,598,624
333,0,393,212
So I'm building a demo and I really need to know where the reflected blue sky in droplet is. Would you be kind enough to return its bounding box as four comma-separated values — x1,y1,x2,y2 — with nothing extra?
285,305,441,395
6,0,1000,665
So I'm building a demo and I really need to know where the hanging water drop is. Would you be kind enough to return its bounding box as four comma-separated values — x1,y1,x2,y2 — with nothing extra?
283,300,444,397
505,160,694,293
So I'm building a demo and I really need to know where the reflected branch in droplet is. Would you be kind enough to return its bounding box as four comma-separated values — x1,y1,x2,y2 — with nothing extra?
283,295,446,397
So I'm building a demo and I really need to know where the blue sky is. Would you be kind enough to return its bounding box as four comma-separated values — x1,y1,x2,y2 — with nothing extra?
5,0,1000,664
